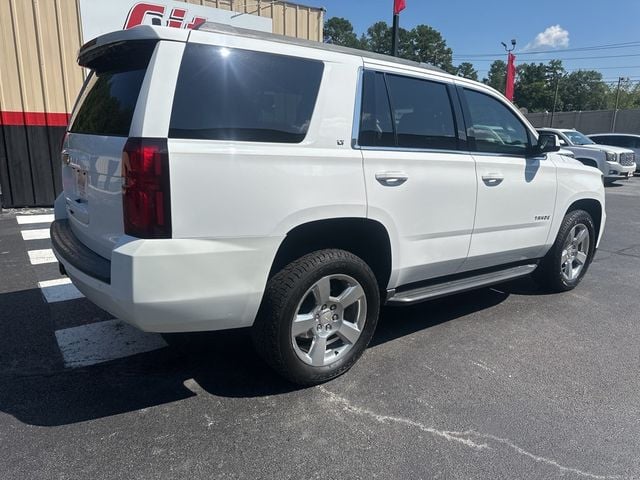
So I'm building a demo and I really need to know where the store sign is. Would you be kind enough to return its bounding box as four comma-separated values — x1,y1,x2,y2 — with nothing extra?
78,0,272,42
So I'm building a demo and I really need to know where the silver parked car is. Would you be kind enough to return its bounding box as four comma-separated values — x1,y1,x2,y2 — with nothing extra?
588,133,640,172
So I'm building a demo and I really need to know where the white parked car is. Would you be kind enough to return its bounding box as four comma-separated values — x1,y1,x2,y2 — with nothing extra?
52,24,606,385
538,128,636,184
588,133,640,172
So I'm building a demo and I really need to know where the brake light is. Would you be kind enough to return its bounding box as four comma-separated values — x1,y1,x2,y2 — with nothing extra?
122,138,171,238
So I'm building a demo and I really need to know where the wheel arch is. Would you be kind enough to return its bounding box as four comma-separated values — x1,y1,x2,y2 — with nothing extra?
566,198,603,241
575,157,599,169
268,218,393,292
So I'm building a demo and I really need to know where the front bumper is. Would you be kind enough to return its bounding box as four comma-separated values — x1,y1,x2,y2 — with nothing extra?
604,161,635,180
51,219,281,333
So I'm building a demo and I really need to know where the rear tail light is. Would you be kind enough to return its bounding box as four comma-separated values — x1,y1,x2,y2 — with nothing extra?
122,138,171,238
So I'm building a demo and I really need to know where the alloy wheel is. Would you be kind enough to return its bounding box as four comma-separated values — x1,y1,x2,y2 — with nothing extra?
560,223,590,282
291,274,367,367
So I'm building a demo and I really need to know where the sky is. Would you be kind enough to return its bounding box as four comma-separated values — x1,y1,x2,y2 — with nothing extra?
302,0,640,85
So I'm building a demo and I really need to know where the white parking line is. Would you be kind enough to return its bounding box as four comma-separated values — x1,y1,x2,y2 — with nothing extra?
55,319,167,368
21,228,51,240
16,214,54,225
38,278,84,303
28,248,57,265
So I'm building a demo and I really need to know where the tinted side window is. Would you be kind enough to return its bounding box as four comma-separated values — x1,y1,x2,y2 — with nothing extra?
592,135,613,145
359,71,394,147
610,136,634,148
386,75,457,150
464,89,530,155
170,44,324,143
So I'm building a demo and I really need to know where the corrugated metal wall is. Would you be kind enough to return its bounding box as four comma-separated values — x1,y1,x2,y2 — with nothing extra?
0,0,324,208
182,0,324,42
0,0,84,207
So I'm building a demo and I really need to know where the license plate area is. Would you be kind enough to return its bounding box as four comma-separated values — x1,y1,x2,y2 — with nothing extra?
74,167,88,200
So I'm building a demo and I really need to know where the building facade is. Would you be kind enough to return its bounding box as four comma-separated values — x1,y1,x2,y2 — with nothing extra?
0,0,324,207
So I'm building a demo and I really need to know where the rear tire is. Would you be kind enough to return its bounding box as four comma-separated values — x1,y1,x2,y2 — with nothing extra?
533,209,596,292
252,249,380,386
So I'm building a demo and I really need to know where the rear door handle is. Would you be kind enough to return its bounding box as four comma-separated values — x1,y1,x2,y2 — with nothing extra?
375,171,408,187
481,173,504,186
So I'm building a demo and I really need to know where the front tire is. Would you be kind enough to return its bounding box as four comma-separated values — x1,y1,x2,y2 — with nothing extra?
533,209,596,292
252,249,380,386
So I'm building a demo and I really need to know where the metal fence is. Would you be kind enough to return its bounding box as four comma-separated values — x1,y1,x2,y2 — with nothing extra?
525,109,640,135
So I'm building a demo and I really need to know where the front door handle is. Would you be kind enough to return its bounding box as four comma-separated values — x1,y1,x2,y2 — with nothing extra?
482,173,504,186
375,171,408,187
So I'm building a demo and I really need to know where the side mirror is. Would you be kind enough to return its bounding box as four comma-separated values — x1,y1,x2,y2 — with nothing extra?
535,133,561,154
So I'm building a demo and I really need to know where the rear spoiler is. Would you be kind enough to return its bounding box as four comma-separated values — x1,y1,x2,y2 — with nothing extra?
78,26,189,67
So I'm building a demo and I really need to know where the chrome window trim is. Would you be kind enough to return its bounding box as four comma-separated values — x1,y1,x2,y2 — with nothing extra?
359,145,467,155
351,66,364,149
358,145,539,159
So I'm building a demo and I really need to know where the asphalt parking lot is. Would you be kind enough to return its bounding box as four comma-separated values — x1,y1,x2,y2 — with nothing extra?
1,179,639,480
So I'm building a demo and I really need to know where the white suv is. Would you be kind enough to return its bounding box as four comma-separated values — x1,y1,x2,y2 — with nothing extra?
52,24,606,385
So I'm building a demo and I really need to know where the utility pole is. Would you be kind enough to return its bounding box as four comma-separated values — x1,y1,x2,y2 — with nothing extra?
391,0,406,57
391,13,400,57
551,75,561,128
611,76,628,132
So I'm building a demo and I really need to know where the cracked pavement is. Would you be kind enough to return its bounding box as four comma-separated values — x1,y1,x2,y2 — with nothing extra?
1,179,640,479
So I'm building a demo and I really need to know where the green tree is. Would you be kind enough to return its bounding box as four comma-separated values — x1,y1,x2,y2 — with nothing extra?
455,62,478,81
361,21,392,54
514,62,553,112
604,79,640,110
324,17,361,49
483,60,507,93
359,22,454,72
410,24,454,72
559,70,608,111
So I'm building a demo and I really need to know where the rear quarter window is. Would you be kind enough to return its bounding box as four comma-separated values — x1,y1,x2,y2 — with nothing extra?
169,44,324,143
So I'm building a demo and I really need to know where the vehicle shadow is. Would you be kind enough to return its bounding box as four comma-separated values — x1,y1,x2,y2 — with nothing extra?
0,282,524,427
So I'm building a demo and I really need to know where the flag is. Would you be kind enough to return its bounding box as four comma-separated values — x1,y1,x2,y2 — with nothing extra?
394,0,406,15
505,52,516,101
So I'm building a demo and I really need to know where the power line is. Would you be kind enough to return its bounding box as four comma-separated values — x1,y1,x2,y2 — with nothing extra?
454,53,640,62
570,65,640,70
455,41,640,58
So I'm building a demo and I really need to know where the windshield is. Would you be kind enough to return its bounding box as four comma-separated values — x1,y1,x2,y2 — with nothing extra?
564,130,595,145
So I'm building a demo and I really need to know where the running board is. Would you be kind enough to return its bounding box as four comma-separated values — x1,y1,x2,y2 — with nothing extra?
385,264,537,305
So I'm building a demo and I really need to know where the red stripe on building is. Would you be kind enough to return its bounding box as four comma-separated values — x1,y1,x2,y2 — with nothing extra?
0,111,71,127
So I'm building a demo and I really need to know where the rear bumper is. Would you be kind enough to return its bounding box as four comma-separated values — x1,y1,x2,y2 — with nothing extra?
51,220,111,283
50,218,281,333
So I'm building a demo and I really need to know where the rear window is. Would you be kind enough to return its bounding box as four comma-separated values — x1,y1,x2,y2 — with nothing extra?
70,41,156,137
169,44,324,143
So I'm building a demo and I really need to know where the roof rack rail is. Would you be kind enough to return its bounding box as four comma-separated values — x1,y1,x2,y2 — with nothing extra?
195,22,445,74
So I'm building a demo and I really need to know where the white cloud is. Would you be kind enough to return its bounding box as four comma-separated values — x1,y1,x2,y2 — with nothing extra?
524,25,569,51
